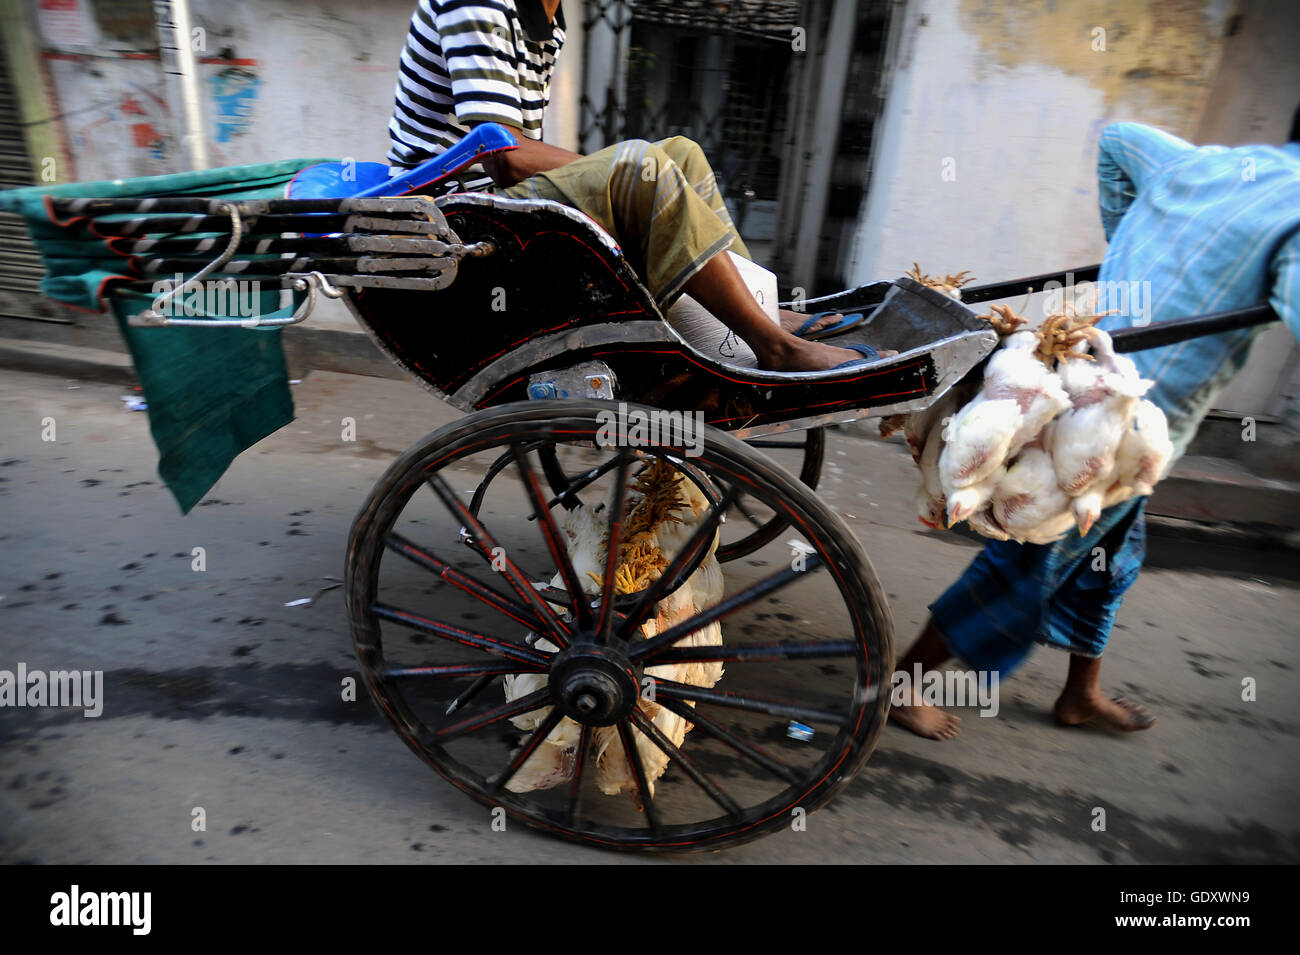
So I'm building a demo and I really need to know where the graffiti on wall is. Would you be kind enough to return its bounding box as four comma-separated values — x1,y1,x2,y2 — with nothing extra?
66,80,172,174
120,91,167,161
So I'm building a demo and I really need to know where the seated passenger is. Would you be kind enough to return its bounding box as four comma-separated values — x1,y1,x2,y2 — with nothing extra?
387,0,891,372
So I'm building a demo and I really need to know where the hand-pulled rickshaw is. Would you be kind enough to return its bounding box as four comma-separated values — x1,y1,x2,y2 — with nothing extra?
7,124,1277,851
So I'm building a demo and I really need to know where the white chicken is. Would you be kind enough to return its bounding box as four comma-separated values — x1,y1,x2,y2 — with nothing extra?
502,504,606,794
887,284,1175,545
939,391,1020,523
944,462,1007,527
1050,329,1150,535
990,430,1073,540
1113,398,1175,498
592,463,724,803
939,397,1022,486
501,462,725,801
982,330,1071,457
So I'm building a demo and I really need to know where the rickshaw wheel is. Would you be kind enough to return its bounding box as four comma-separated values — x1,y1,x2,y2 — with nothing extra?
464,428,826,565
346,400,892,853
718,428,827,563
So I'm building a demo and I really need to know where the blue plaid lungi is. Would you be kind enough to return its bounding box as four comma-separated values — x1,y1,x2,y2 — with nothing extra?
929,498,1147,676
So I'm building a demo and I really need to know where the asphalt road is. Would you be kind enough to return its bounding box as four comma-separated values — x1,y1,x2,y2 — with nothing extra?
1,366,1297,864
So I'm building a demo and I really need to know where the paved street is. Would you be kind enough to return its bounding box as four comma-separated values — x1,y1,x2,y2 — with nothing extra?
1,366,1297,864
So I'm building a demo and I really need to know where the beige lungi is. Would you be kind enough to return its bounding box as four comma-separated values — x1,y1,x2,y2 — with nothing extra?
500,136,752,309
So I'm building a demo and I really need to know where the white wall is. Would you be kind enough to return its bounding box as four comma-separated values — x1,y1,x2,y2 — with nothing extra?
847,0,1233,289
36,0,581,180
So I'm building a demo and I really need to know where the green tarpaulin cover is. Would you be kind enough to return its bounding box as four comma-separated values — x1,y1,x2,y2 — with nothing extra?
0,159,335,513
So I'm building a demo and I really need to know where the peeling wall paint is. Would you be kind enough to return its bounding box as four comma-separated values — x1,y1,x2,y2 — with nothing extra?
24,0,454,178
18,0,583,179
43,55,179,177
959,0,1231,123
847,0,1234,289
848,0,1300,419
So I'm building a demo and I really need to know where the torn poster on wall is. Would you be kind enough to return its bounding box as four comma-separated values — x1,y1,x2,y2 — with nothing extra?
37,0,94,48
211,67,260,144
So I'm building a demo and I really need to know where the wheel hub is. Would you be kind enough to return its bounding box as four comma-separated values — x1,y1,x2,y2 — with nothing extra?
549,643,639,726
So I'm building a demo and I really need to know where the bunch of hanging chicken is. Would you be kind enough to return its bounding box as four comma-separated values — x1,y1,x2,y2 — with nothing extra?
882,266,1175,544
500,459,723,804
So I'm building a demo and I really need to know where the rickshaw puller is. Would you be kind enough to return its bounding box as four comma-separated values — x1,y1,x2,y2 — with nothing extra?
891,110,1300,741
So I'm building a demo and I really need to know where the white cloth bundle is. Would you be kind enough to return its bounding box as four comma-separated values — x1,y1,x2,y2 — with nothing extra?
665,252,779,367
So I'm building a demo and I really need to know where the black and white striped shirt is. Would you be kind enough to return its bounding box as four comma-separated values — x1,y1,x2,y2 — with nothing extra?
387,0,566,192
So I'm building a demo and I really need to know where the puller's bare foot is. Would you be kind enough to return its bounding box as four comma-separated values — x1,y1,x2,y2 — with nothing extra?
1053,692,1156,732
889,686,963,740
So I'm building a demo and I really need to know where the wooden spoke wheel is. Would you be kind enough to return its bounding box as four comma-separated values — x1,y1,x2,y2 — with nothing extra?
716,428,826,563
345,401,891,852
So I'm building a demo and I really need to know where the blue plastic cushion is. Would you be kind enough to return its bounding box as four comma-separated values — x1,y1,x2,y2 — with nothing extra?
287,161,391,200
285,123,519,200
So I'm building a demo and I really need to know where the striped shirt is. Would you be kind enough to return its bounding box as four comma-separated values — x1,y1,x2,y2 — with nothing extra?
1095,123,1300,457
387,0,566,192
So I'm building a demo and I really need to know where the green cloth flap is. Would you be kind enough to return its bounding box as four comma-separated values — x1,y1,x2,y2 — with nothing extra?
0,159,337,512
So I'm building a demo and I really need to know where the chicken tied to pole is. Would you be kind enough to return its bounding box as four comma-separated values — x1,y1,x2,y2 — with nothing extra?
501,460,724,805
881,268,1175,544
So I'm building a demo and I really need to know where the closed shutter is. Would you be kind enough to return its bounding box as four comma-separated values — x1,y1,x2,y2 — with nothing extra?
0,41,57,320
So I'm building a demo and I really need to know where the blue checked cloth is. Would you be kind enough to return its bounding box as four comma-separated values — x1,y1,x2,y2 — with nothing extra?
1095,124,1300,457
931,499,1146,674
931,124,1300,674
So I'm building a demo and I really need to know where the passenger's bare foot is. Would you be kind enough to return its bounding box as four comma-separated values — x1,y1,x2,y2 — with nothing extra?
889,686,963,740
1053,692,1156,732
779,309,837,336
760,336,898,372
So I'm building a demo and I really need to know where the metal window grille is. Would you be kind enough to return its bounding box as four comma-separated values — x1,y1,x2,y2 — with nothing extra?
579,0,801,225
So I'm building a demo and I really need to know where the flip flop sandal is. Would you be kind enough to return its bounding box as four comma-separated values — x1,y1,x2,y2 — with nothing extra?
795,311,866,340
831,343,880,369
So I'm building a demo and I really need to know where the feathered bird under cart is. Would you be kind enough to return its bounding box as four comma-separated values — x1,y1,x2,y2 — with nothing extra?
500,460,726,802
0,127,1280,851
